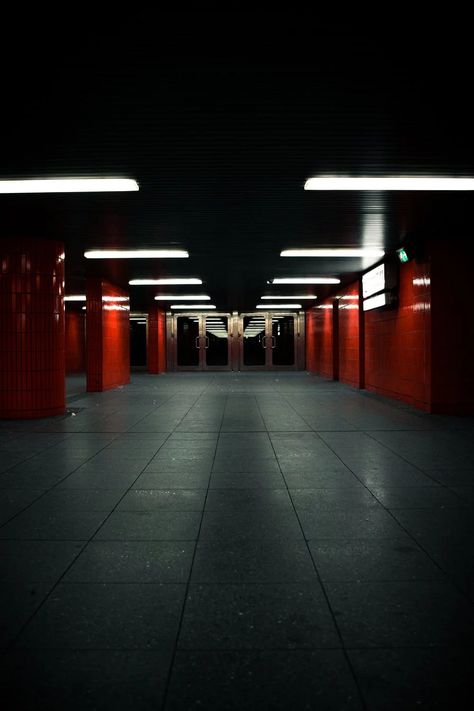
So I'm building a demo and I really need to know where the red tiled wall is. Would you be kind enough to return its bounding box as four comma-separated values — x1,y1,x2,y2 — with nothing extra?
430,242,474,414
364,259,432,411
0,238,65,418
86,278,130,392
65,311,85,373
147,307,167,373
305,302,335,378
338,282,360,388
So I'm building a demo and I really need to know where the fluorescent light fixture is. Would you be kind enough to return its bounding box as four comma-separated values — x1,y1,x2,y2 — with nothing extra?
0,178,139,193
257,304,301,309
81,306,86,310
270,277,340,285
64,295,86,302
129,278,202,285
85,249,188,259
136,321,146,324
171,304,216,310
280,248,385,258
261,295,316,300
154,294,210,301
102,296,129,302
304,176,474,191
363,293,388,311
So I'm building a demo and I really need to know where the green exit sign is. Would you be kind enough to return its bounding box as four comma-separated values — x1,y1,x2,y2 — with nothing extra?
397,247,409,263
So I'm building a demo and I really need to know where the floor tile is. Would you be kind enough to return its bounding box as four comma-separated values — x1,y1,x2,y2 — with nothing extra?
199,509,303,540
370,486,466,508
178,583,340,649
94,511,202,540
0,489,45,524
165,650,363,710
299,509,407,540
290,488,380,510
117,489,206,511
18,583,186,649
205,489,292,511
325,580,474,647
64,541,195,582
209,472,286,488
0,583,53,648
191,540,317,583
309,539,444,582
348,647,474,711
0,649,172,710
0,540,85,581
0,510,108,540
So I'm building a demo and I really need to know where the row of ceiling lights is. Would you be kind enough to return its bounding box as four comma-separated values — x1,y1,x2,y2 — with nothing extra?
4,175,472,311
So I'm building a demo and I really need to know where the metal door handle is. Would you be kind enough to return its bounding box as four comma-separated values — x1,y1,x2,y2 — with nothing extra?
195,336,200,349
261,335,267,348
204,336,209,349
271,335,276,348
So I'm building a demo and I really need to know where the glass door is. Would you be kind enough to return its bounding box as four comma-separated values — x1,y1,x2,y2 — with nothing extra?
173,314,231,370
239,313,297,370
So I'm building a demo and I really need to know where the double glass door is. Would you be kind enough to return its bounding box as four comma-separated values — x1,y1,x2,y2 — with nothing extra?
174,314,231,370
240,313,297,370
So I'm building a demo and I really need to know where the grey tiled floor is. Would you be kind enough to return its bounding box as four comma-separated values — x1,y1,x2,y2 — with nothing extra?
1,372,474,710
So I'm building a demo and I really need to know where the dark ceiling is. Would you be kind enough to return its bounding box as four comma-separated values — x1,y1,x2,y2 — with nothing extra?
1,10,473,312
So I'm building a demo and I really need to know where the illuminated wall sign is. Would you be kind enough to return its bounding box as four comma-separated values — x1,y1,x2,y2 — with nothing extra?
363,293,389,311
362,263,385,298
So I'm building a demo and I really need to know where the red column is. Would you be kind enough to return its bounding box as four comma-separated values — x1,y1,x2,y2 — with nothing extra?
0,238,65,418
147,306,167,373
86,278,130,392
66,311,86,373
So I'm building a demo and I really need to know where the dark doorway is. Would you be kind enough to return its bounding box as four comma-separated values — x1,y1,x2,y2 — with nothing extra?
130,319,147,367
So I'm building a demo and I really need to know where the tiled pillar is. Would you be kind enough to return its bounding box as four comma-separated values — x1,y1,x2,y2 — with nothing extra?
0,238,65,418
66,311,86,373
86,278,130,392
147,306,167,373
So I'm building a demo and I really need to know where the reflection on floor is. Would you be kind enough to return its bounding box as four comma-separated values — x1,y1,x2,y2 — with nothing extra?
1,372,474,710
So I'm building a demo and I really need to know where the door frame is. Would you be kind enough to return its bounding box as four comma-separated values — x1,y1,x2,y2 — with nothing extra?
238,312,300,371
168,312,232,371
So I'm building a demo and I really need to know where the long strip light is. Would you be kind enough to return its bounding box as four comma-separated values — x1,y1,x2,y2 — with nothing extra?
170,304,216,310
304,176,474,191
129,278,202,285
257,304,301,309
85,249,188,259
281,248,385,258
154,294,210,301
65,295,86,302
0,178,139,193
269,277,340,284
260,295,316,300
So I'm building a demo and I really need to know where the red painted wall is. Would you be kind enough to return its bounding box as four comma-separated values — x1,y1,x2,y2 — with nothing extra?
147,307,167,373
337,283,360,388
364,258,432,410
0,238,65,418
86,278,130,392
305,302,335,378
65,311,85,373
